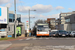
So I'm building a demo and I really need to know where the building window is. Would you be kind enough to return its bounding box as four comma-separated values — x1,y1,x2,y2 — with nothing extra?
9,19,12,22
65,18,70,22
9,13,15,22
74,17,75,21
61,14,67,16
9,27,10,31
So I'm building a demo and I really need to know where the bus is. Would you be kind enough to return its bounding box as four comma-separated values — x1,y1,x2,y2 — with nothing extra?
36,23,51,36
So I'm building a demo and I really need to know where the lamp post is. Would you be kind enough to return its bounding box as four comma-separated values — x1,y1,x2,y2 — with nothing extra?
29,9,36,30
14,0,17,38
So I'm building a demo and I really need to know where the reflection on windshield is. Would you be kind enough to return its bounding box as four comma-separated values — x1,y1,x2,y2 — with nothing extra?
37,25,49,31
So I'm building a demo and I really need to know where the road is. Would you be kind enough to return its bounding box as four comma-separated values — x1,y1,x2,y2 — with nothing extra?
1,37,75,50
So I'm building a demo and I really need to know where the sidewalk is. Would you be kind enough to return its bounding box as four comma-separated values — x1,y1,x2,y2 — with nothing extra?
6,37,27,41
6,36,36,41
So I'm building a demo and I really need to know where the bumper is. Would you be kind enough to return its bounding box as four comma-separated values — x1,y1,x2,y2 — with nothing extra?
37,34,49,36
59,34,68,37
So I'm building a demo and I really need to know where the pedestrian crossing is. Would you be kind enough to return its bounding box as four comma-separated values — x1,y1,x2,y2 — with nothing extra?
23,45,75,50
19,37,75,41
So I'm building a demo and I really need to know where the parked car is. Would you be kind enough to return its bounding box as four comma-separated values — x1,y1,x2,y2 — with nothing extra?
56,30,69,37
51,30,58,32
67,31,71,37
70,31,75,37
49,31,59,37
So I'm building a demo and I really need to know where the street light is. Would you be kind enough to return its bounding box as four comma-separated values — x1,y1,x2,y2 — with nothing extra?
29,9,36,30
14,0,17,38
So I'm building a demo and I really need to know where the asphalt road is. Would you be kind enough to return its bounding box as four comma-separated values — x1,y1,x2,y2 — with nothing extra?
1,37,75,50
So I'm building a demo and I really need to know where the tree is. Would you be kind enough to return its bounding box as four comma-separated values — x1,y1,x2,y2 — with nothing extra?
35,19,46,25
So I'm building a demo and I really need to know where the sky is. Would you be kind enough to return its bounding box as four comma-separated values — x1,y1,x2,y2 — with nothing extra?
0,0,75,29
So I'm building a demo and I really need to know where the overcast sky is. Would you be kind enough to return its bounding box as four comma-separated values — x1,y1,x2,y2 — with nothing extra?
0,0,75,29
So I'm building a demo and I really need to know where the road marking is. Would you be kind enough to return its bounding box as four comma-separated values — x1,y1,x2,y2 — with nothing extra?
26,38,31,40
45,38,49,39
59,38,64,39
24,37,75,41
72,38,75,39
32,38,37,40
23,45,75,50
39,38,43,39
53,49,61,50
52,38,56,39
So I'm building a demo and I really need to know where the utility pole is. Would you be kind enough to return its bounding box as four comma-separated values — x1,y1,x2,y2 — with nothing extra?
29,9,36,30
29,9,30,30
14,0,17,38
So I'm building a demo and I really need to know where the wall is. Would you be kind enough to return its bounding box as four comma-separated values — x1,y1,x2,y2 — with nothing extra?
64,24,71,31
21,23,25,34
59,24,71,31
71,24,75,31
6,23,14,34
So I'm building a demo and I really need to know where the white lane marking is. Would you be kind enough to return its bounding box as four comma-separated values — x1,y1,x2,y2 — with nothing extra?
26,38,31,40
66,38,70,39
52,38,56,39
45,38,49,39
72,38,75,39
23,45,75,50
59,38,64,39
32,38,37,40
53,49,61,50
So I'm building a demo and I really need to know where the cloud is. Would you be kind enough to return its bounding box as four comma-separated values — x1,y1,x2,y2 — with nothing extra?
21,13,59,19
68,8,73,10
16,0,23,3
0,0,11,5
5,0,23,8
18,6,31,13
5,3,12,8
32,4,53,13
18,4,53,13
21,15,38,19
56,6,64,10
39,13,59,19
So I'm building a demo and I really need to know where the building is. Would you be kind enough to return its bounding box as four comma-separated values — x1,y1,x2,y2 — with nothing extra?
47,18,57,29
0,7,25,38
59,11,75,31
55,18,61,30
7,12,25,36
65,14,75,31
60,11,75,24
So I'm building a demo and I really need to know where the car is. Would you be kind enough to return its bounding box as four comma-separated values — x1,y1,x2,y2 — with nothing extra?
49,31,59,37
56,30,69,37
51,30,58,32
70,31,75,37
67,31,71,37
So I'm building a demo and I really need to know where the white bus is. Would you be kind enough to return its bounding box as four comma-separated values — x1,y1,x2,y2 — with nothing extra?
36,23,51,36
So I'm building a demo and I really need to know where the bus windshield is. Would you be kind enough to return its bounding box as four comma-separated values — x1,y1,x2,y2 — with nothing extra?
37,25,49,31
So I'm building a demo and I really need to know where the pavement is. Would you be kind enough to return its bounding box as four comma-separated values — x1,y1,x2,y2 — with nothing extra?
0,41,12,50
0,37,75,50
0,37,29,50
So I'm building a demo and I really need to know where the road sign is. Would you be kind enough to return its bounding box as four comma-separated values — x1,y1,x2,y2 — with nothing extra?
0,7,8,24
